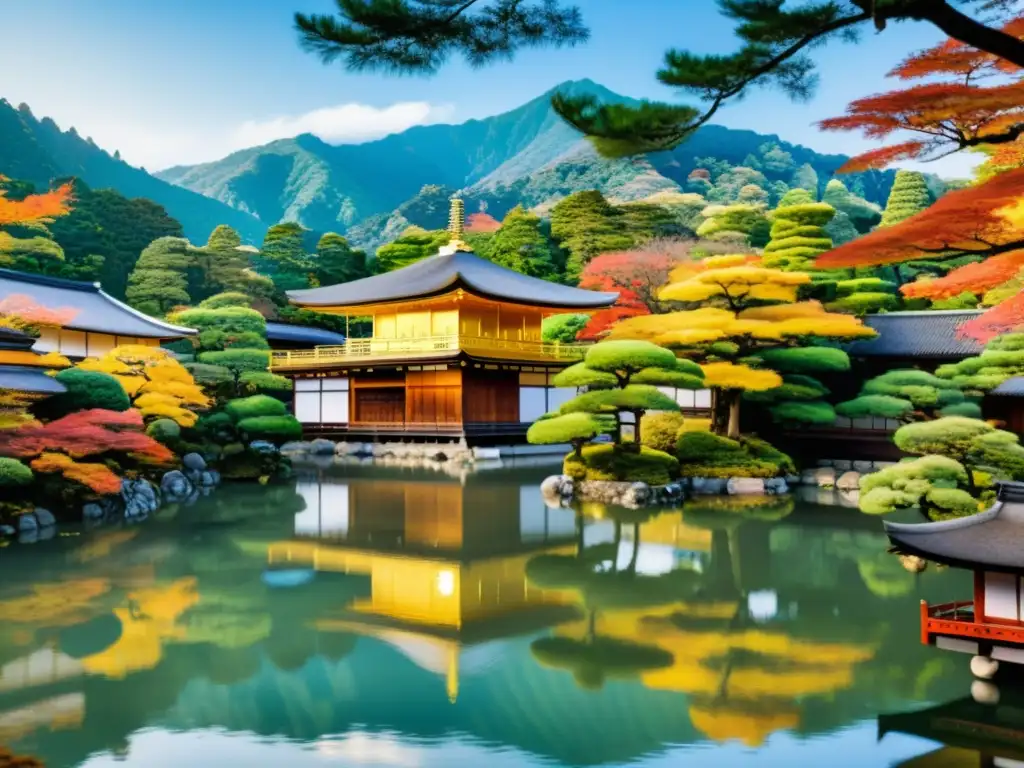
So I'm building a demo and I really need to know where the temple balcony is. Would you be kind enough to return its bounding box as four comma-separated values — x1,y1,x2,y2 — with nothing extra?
920,600,1024,647
269,334,590,370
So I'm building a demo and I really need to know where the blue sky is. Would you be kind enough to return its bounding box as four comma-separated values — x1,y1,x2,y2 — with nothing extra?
1,0,976,175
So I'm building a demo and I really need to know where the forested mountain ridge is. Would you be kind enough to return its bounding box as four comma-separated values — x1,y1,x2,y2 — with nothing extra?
156,80,914,249
0,99,266,245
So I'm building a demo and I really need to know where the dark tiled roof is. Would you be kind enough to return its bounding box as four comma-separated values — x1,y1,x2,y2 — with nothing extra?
992,376,1024,396
0,366,66,395
265,322,347,346
883,482,1024,572
846,310,985,359
288,251,619,310
0,268,195,339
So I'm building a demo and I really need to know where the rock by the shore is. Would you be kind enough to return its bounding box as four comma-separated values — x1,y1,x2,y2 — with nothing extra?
836,471,861,491
280,441,312,455
249,440,278,455
309,438,336,456
82,503,105,521
541,474,574,508
34,508,56,528
691,477,727,495
182,453,207,472
122,479,159,519
727,478,765,495
0,524,14,537
853,460,874,473
764,477,789,495
160,470,193,501
17,513,38,533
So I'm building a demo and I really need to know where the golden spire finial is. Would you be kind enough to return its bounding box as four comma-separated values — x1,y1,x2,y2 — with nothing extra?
448,197,465,241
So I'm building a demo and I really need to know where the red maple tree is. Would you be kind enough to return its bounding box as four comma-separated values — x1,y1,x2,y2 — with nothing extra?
0,176,74,227
820,16,1024,171
816,167,1024,269
960,294,1024,342
575,276,650,341
465,212,501,233
579,249,681,312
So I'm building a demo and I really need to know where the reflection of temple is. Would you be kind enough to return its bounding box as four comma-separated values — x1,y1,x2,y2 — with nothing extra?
269,469,584,700
881,683,1024,766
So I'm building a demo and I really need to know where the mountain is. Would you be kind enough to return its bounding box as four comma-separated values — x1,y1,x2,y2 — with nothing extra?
156,80,904,250
0,99,267,245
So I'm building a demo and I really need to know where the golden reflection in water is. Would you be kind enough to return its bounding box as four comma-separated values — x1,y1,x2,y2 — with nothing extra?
0,580,110,625
79,578,199,679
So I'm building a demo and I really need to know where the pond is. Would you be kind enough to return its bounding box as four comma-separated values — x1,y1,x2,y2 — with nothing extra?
0,462,989,767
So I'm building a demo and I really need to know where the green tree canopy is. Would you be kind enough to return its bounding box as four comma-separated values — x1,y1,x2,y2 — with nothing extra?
126,236,197,316
257,222,313,290
762,201,835,271
485,205,557,278
374,227,450,273
879,170,932,228
550,191,634,281
316,232,367,286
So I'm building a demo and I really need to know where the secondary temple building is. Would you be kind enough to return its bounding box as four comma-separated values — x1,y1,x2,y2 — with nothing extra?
270,199,629,443
0,268,195,358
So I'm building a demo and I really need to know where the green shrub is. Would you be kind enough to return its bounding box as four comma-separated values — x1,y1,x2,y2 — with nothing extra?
769,400,836,426
756,346,851,373
236,415,303,443
675,431,787,478
173,306,267,335
836,277,898,297
146,418,181,443
39,368,130,418
240,371,292,394
938,401,983,418
640,412,686,453
199,292,253,309
197,329,270,351
826,292,901,315
563,444,679,485
542,314,589,343
0,458,33,487
225,395,287,421
584,340,678,373
198,349,271,375
836,395,914,420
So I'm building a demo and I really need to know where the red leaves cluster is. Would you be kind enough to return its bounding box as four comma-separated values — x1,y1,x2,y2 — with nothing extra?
819,15,1024,171
465,212,501,233
960,293,1024,342
580,250,680,312
903,250,1024,299
0,408,174,464
816,167,1024,268
576,274,649,341
688,168,711,182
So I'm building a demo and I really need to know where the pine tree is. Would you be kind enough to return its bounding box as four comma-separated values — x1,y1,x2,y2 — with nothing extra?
375,227,450,273
485,205,556,278
126,237,196,317
762,199,835,272
879,170,931,228
315,232,367,285
257,222,313,291
821,179,882,233
550,191,633,281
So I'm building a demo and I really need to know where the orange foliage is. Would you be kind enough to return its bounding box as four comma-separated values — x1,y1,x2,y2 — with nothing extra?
30,452,122,495
816,168,1024,268
820,16,1024,171
0,178,74,227
902,250,1024,299
960,292,1024,341
577,277,650,341
0,408,174,464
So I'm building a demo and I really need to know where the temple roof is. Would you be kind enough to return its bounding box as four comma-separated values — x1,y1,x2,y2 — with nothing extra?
883,482,1024,572
287,251,619,310
0,365,67,396
846,310,985,359
265,322,347,347
0,268,195,339
992,376,1024,397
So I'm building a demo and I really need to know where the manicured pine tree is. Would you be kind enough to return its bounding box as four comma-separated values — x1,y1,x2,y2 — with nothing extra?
125,236,196,316
879,170,932,228
836,369,976,424
695,204,770,248
315,232,367,285
549,190,634,282
257,222,313,291
762,189,835,272
484,205,556,278
821,179,881,233
374,227,450,273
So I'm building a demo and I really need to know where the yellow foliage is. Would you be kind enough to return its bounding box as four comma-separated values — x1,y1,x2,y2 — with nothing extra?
773,316,876,339
133,391,180,409
80,578,199,679
747,282,799,302
659,282,724,303
37,351,71,369
680,417,712,432
700,254,751,270
0,579,110,624
139,402,198,427
700,362,782,391
146,359,193,384
138,378,209,408
739,301,828,320
689,704,799,747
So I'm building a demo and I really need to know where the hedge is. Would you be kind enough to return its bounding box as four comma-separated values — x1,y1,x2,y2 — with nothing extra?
236,415,303,443
675,431,789,478
639,412,686,453
563,444,679,485
225,395,287,421
146,418,181,443
0,457,33,486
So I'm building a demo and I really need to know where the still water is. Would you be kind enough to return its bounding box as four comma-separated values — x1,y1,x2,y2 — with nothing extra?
0,462,994,767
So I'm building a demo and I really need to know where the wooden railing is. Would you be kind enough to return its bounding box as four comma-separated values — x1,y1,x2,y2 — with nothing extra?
270,335,589,370
920,599,1024,646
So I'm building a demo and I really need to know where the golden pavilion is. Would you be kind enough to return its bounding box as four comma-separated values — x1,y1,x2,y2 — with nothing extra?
269,198,619,442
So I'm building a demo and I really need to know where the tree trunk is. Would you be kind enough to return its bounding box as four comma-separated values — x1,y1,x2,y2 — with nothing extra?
921,1,1024,69
965,465,976,493
726,391,742,439
626,524,641,574
631,409,643,450
612,521,622,571
572,439,584,459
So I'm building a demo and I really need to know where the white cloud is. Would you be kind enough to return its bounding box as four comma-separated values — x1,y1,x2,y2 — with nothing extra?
232,101,455,148
69,101,456,172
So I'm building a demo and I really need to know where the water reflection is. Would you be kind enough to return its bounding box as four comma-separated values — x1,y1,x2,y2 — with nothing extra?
0,465,991,767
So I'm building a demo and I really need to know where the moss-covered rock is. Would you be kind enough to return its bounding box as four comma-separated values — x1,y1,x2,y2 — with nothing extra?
675,431,792,478
225,395,287,421
146,418,181,443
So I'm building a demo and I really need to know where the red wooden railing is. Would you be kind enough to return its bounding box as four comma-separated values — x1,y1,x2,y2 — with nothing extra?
920,599,1024,646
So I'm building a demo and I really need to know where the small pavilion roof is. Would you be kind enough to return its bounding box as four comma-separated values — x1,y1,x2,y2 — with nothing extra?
846,310,985,359
0,268,195,339
265,322,347,347
0,365,66,396
883,482,1024,573
992,376,1024,397
287,250,619,311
